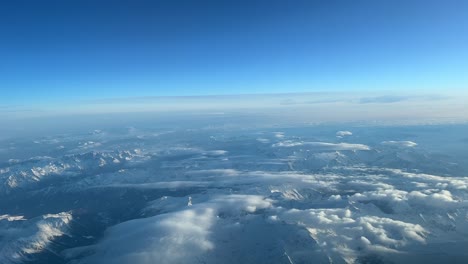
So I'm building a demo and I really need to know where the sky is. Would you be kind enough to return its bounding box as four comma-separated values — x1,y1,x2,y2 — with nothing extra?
1,0,468,106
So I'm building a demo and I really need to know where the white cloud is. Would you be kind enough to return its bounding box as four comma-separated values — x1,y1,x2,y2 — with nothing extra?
381,141,418,147
4,125,468,263
273,132,285,138
256,138,270,143
65,163,468,263
273,141,370,151
336,130,353,137
203,150,228,156
278,208,427,262
78,141,102,150
75,195,272,264
0,215,26,221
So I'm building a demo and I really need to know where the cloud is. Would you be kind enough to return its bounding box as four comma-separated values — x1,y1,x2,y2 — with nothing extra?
81,207,216,264
381,141,417,147
273,141,370,151
2,92,467,139
78,141,102,150
4,125,468,263
203,150,228,157
256,138,270,143
74,195,272,264
273,132,285,138
336,130,352,138
359,95,411,104
277,208,427,262
65,162,468,263
336,130,352,136
94,181,212,190
0,215,26,221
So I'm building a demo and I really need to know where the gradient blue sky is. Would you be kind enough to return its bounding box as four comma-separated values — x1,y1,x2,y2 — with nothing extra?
1,0,468,105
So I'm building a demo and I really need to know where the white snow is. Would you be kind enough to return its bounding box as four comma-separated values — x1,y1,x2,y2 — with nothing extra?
0,212,72,264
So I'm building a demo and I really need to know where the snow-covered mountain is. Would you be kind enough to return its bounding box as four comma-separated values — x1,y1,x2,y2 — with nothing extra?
0,212,72,264
1,124,467,263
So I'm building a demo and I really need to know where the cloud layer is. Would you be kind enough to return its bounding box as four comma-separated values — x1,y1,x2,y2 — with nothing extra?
1,124,468,263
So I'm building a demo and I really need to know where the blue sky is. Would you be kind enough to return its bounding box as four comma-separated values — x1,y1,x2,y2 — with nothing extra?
1,0,468,105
